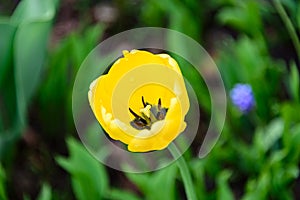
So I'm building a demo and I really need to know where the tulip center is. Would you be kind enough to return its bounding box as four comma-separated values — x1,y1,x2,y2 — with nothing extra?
129,96,168,130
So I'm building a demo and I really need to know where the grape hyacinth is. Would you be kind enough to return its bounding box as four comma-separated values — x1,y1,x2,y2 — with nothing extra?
230,83,255,113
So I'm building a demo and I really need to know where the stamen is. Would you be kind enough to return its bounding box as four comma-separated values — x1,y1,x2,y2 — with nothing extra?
142,96,147,107
129,108,141,118
158,98,162,109
129,108,148,125
129,97,169,130
130,119,150,130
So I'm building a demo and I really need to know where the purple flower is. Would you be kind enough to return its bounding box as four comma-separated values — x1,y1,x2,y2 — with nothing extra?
230,83,255,113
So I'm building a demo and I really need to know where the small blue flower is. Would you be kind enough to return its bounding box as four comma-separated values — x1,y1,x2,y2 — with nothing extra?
230,83,255,113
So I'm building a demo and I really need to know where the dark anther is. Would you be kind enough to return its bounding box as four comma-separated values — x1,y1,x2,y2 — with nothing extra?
156,108,168,120
130,119,150,130
156,112,164,120
129,108,148,129
129,108,141,118
158,98,162,109
142,96,147,107
129,97,168,130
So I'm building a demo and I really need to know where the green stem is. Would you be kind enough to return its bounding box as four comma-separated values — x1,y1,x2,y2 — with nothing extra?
168,143,197,200
273,0,300,61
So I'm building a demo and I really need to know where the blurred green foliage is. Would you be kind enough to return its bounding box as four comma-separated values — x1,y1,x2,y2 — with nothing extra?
141,0,202,40
36,184,52,200
56,138,109,200
126,163,178,200
57,138,140,200
37,24,104,137
0,165,7,200
0,0,300,199
0,0,57,164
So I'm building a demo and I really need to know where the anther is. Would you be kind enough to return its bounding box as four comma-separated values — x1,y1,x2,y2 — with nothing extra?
142,96,147,107
129,108,141,118
129,97,168,130
158,98,162,109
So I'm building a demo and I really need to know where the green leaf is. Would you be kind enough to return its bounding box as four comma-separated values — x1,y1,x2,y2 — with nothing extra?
281,103,300,132
0,20,17,139
106,189,141,200
297,2,300,28
11,0,55,24
38,24,104,126
218,7,246,30
289,62,299,102
285,123,300,163
191,160,207,199
0,21,16,87
14,21,53,126
149,164,177,200
56,138,109,200
23,195,30,200
83,24,104,54
284,165,299,181
0,1,57,163
10,0,56,128
37,183,52,200
255,118,284,153
0,165,7,200
125,173,150,195
217,1,261,36
216,170,235,200
268,150,287,167
243,172,270,200
234,141,262,175
0,127,21,163
273,163,299,189
126,164,178,200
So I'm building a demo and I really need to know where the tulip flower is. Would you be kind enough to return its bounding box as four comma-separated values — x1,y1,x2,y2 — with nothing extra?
88,50,190,152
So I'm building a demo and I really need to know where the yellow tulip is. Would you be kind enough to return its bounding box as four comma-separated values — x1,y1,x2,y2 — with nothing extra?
88,50,190,152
